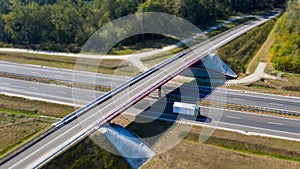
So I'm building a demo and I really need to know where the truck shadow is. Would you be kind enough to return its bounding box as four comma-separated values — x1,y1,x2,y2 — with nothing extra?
125,75,225,147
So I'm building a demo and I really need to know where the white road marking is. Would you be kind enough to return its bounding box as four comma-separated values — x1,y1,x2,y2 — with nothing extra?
56,90,66,94
0,82,10,85
54,75,64,78
232,98,245,101
85,94,95,97
268,122,283,126
201,106,300,122
226,116,241,120
29,87,39,90
269,103,283,106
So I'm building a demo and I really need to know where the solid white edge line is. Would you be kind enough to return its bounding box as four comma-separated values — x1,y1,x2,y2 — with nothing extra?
0,92,82,107
269,103,283,106
219,86,300,102
122,112,300,142
201,106,300,122
268,122,284,126
226,116,241,120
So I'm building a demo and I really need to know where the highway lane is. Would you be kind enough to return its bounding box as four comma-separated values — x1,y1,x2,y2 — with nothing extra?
0,61,129,87
2,11,295,168
2,60,299,109
1,77,299,114
129,101,300,141
0,77,104,106
1,78,298,140
164,84,300,113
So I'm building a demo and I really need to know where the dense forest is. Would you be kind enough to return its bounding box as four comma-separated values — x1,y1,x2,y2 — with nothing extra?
0,0,285,52
270,0,300,73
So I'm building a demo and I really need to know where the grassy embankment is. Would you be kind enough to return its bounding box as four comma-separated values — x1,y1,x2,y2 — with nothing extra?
1,94,132,168
0,52,140,76
223,13,300,97
44,116,300,169
42,135,131,169
0,94,75,157
217,19,275,75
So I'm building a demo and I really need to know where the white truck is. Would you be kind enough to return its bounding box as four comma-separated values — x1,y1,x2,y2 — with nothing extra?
173,102,200,116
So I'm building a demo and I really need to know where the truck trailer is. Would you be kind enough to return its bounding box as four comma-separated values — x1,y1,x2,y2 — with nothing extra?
172,102,200,116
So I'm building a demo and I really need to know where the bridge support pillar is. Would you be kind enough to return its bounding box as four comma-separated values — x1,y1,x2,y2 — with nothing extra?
158,86,162,98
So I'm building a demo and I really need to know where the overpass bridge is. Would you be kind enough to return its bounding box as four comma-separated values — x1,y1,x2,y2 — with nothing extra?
0,12,279,169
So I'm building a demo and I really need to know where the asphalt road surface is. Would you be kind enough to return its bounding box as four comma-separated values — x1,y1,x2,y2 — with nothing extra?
0,60,130,87
1,77,299,114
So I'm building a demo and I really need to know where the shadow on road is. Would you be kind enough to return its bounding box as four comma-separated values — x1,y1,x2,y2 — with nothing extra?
125,70,226,147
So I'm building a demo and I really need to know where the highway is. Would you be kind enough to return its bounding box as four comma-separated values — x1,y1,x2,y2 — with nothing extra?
1,77,299,114
1,78,300,168
2,11,297,168
2,77,298,143
0,77,104,106
0,61,129,87
130,99,300,142
1,77,298,141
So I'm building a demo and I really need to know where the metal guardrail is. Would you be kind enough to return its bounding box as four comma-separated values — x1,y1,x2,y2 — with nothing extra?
0,50,187,166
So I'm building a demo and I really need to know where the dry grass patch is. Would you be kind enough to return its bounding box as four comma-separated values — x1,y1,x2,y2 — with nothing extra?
142,141,300,169
186,128,300,161
0,94,75,118
246,25,275,74
0,112,54,156
0,94,75,157
126,118,300,163
0,52,139,75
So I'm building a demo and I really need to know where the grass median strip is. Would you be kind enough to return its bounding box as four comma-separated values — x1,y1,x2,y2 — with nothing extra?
0,72,112,92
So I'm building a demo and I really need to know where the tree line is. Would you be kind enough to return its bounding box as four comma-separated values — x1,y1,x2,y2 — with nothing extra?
270,0,300,73
0,0,285,52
